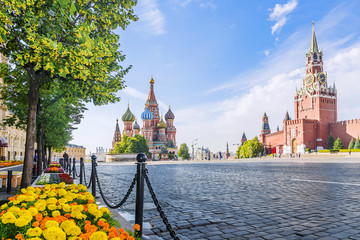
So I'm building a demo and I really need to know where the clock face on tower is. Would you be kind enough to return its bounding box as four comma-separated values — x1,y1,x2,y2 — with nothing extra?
318,72,327,84
304,74,314,86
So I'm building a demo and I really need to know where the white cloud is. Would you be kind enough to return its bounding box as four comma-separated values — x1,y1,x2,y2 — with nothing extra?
136,0,166,36
268,0,298,35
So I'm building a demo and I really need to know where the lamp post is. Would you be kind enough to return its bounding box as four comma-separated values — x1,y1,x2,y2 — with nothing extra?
192,139,198,161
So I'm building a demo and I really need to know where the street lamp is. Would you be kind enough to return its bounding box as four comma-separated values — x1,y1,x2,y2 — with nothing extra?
192,139,198,161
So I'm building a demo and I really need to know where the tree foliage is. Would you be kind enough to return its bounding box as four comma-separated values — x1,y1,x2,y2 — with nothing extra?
178,143,190,160
327,134,335,150
355,138,360,149
333,137,344,150
348,138,355,149
236,136,263,158
0,0,137,187
112,134,149,154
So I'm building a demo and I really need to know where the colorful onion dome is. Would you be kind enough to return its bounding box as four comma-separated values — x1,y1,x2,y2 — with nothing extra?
133,120,140,130
157,117,167,128
165,107,175,120
141,107,153,120
122,105,135,122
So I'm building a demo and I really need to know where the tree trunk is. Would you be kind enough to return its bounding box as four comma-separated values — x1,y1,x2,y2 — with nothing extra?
20,77,39,188
36,123,43,176
48,146,52,165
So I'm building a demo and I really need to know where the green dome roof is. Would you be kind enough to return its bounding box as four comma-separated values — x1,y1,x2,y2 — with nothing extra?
122,105,135,122
157,117,167,128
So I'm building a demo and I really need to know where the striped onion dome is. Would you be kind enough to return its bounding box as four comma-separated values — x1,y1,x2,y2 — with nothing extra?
141,107,153,120
157,117,167,128
122,105,135,122
165,107,175,120
133,120,140,130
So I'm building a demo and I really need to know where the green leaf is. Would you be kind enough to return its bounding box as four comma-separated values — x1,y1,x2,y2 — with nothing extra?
70,3,76,16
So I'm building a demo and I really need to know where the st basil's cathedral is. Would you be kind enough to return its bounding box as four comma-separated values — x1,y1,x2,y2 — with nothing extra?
112,77,177,159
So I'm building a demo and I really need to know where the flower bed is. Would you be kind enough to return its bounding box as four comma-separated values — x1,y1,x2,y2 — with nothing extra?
0,160,23,168
44,167,64,173
49,163,61,168
0,183,140,240
35,173,73,185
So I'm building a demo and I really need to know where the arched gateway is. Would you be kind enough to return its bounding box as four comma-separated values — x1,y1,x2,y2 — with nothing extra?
292,138,297,154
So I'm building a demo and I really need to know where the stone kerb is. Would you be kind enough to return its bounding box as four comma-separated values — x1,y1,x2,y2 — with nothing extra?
105,153,137,162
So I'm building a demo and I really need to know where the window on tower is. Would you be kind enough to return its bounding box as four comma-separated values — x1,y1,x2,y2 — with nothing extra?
313,53,317,60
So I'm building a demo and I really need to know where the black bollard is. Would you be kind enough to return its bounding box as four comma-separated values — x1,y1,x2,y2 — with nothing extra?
73,158,76,179
80,157,83,185
7,171,12,193
91,155,97,197
135,153,147,238
69,158,72,174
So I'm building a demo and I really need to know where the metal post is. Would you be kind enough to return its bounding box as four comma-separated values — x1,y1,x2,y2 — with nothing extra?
91,155,96,197
80,157,83,185
135,153,147,238
73,158,76,179
69,158,72,174
7,170,12,193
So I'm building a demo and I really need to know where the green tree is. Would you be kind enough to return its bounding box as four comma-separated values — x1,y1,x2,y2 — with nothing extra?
236,137,263,158
333,137,344,150
355,138,360,149
112,135,149,155
327,134,335,149
178,143,190,160
168,153,175,160
0,0,137,187
348,138,355,149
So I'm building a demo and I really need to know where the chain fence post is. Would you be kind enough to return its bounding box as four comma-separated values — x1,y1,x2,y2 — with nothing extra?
91,155,97,197
7,170,12,193
73,158,76,179
69,158,72,175
80,157,83,185
135,153,147,238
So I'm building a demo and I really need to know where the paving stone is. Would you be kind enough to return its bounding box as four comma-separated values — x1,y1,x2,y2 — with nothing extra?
84,162,360,240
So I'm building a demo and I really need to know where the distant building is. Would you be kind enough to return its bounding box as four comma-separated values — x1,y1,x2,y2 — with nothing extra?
112,77,178,159
55,144,86,160
0,54,26,160
260,22,360,154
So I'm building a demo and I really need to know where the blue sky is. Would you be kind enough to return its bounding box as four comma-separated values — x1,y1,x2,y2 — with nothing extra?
72,0,360,154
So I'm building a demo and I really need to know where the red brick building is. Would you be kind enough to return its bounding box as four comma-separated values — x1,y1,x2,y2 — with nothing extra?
260,22,360,154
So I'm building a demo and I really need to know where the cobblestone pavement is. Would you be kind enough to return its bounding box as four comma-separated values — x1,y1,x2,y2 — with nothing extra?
86,161,360,240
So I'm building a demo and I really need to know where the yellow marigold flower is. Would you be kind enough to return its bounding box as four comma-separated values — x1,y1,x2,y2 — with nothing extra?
99,207,110,214
1,212,16,224
21,188,27,194
89,231,108,240
28,207,38,216
0,203,7,209
15,217,30,227
48,190,57,197
58,198,68,205
58,189,67,197
28,237,42,240
47,204,58,211
62,204,71,212
59,182,66,188
43,227,66,240
52,210,61,217
69,237,82,240
35,200,47,211
110,238,121,240
26,227,43,237
45,220,59,228
47,197,58,205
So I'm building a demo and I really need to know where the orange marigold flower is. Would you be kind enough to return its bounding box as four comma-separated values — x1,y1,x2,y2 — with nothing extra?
32,221,40,227
15,233,23,240
64,213,71,218
35,213,43,221
133,224,140,231
128,237,135,240
88,199,94,204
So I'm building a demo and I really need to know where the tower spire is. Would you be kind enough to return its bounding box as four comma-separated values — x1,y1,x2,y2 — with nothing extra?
310,21,319,53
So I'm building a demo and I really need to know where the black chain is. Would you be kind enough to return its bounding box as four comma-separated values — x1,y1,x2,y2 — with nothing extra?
82,161,92,188
144,172,179,240
74,163,81,178
94,165,137,209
